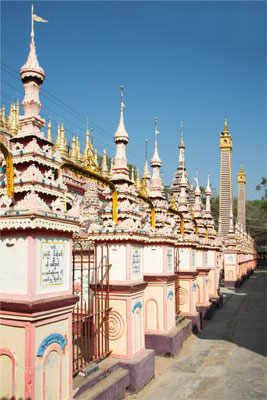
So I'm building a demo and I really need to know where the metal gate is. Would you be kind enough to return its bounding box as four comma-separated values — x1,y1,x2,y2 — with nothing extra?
72,240,111,375
174,247,181,314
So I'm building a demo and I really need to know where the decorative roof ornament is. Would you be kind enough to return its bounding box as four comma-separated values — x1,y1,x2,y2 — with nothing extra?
178,121,186,169
109,157,114,178
59,123,68,157
194,168,201,195
130,166,135,182
83,126,90,163
70,136,77,162
20,5,47,83
114,86,129,143
180,167,187,186
94,148,99,169
75,136,82,162
101,148,109,177
135,168,141,190
10,105,18,135
142,139,151,180
54,125,61,150
223,117,229,134
150,117,161,167
205,172,211,196
46,120,53,142
179,122,185,149
113,86,130,179
2,106,6,129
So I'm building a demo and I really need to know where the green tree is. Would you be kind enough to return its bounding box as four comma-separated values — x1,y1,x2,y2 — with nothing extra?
256,177,267,200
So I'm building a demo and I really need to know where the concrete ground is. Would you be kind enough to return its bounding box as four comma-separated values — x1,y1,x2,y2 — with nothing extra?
126,269,267,400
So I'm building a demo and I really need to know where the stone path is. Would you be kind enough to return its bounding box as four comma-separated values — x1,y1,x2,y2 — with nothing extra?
126,269,267,400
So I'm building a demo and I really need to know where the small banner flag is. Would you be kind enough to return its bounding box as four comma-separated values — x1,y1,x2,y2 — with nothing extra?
33,14,48,23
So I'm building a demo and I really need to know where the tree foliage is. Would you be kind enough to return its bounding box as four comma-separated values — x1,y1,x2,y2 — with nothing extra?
256,177,267,200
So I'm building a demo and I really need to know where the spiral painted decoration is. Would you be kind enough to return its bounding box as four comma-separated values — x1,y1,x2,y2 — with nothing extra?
101,310,125,341
177,286,188,305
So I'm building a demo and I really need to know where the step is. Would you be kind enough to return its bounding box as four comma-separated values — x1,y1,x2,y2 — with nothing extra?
73,358,121,398
74,367,130,400
175,314,186,326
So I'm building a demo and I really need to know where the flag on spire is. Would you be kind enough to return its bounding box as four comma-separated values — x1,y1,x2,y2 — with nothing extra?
33,14,48,23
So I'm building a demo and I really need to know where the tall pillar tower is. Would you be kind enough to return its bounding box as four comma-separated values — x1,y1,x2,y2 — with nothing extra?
237,163,246,230
219,118,233,238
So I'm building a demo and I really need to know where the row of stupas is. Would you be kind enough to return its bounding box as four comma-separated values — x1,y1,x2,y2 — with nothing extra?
0,7,257,399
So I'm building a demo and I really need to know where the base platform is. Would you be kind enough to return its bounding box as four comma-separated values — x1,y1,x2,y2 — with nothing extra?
224,279,241,288
145,319,192,356
118,349,155,393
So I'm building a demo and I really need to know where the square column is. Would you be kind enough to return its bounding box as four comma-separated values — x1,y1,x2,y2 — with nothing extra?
175,246,201,332
224,252,240,288
96,238,155,393
0,228,78,400
143,242,184,355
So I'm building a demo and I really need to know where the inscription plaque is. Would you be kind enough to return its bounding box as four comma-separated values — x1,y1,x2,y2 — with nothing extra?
131,246,141,279
167,248,173,272
225,254,236,264
41,242,65,285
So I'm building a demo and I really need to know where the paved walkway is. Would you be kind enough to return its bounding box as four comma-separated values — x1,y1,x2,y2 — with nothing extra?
126,269,267,400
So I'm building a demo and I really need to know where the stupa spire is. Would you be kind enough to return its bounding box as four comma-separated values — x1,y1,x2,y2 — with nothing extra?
19,5,48,135
223,117,229,134
150,117,161,167
205,173,212,212
194,169,201,212
178,122,185,167
113,86,129,178
150,117,163,196
101,148,109,177
46,119,53,142
83,126,90,163
142,139,151,181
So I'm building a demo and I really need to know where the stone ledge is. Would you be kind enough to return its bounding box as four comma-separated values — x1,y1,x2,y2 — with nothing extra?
145,319,192,356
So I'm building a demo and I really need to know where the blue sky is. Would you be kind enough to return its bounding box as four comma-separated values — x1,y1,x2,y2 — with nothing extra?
1,1,266,200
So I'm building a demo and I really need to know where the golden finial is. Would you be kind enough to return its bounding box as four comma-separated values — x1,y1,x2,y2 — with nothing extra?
2,105,6,129
10,104,18,135
130,166,135,182
59,123,68,157
109,157,114,178
75,136,82,163
54,124,61,150
70,136,77,162
135,168,141,190
0,108,3,129
94,148,98,169
101,148,109,177
6,103,13,129
83,126,90,162
47,120,53,142
223,118,229,133
238,162,246,183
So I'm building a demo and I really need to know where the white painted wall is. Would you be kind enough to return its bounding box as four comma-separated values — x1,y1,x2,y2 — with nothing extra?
179,248,190,270
208,250,215,267
196,250,203,268
108,244,127,281
0,237,28,294
144,246,163,274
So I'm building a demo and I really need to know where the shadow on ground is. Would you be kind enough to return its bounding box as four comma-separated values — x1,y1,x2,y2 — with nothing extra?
197,268,267,358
